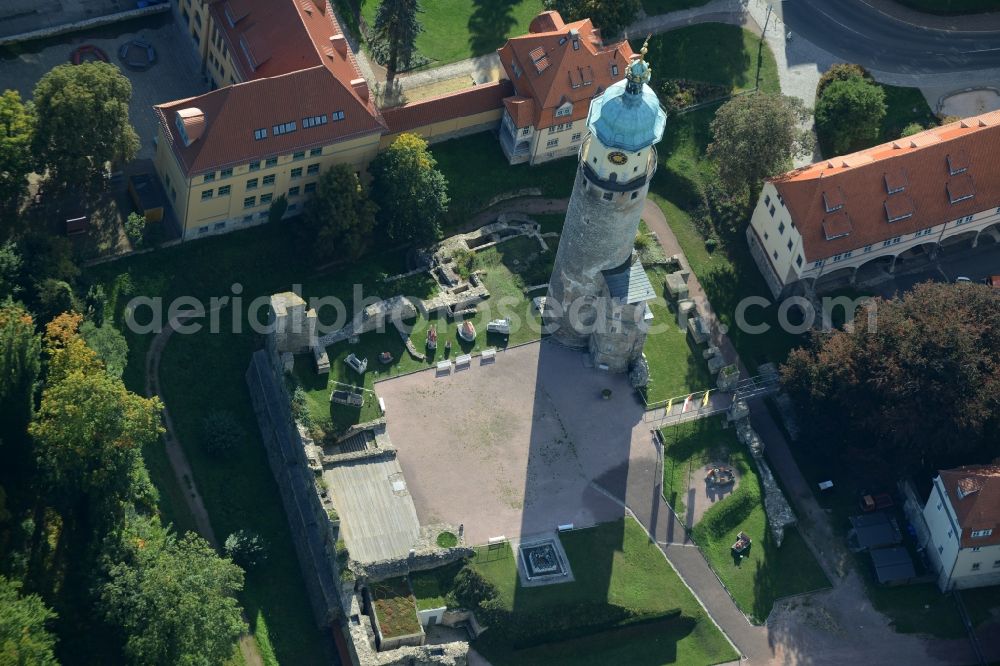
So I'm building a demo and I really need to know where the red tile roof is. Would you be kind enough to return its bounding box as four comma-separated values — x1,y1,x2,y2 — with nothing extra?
771,111,1000,261
155,66,385,176
939,465,1000,548
497,11,631,130
382,80,513,135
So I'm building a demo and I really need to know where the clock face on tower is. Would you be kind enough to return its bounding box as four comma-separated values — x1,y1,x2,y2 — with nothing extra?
607,151,628,166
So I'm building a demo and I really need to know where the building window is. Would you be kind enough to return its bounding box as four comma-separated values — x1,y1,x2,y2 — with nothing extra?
262,174,275,186
221,168,233,178
302,114,328,128
765,194,771,207
769,205,775,217
246,178,258,190
993,560,1000,568
293,151,305,161
290,167,303,179
778,221,785,234
260,193,273,204
254,128,267,140
763,231,769,240
971,563,981,571
630,191,638,199
813,260,823,268
243,196,256,208
773,250,779,260
249,161,260,172
332,111,345,121
787,239,793,251
218,185,231,196
611,64,619,76
521,127,530,136
864,245,872,253
938,545,944,554
288,186,300,197
272,121,297,136
198,225,208,234
265,157,278,168
214,221,226,231
572,133,582,142
602,191,613,201
796,255,803,268
304,182,317,193
203,171,215,183
310,147,322,157
555,105,572,117
546,138,558,148
201,190,213,200
971,529,994,538
307,163,320,175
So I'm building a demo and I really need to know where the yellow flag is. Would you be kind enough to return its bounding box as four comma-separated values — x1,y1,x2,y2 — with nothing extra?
702,390,711,407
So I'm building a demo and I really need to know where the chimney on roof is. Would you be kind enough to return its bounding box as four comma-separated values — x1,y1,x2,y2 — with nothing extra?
330,34,348,57
957,477,981,499
351,78,369,101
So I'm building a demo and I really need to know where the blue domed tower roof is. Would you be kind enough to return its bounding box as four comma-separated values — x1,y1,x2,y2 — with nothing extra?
586,43,667,152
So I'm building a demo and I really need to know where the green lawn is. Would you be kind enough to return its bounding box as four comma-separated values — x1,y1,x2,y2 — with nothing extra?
371,577,422,638
893,0,1000,13
642,265,713,404
667,419,830,623
430,132,576,228
413,518,738,665
361,0,544,66
642,0,711,14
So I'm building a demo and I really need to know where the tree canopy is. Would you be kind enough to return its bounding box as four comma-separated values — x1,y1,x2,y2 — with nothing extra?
371,133,448,247
100,515,247,666
815,75,886,155
544,0,640,37
29,314,162,515
0,303,41,449
32,63,140,187
707,92,813,197
372,0,423,86
781,282,1000,477
299,164,377,262
79,320,128,378
0,575,58,666
815,62,872,98
0,90,35,222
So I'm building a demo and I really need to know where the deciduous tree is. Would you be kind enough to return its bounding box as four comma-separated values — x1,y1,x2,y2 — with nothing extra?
815,75,886,155
299,164,377,262
372,0,423,87
781,282,1000,477
371,133,448,247
0,90,34,221
544,0,640,37
0,303,41,449
0,575,58,665
101,515,247,666
80,320,128,378
707,93,813,198
32,63,140,187
29,314,162,514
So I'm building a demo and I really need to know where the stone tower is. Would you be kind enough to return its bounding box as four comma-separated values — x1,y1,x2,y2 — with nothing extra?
545,44,667,372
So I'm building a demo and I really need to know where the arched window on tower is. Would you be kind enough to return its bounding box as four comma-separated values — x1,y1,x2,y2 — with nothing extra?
609,172,618,183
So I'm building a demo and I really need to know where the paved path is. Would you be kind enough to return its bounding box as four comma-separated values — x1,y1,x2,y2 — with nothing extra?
146,311,264,666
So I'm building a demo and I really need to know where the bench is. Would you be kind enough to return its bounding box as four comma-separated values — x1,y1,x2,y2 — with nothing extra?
481,347,496,363
558,523,574,532
488,535,506,546
455,353,472,366
378,396,386,413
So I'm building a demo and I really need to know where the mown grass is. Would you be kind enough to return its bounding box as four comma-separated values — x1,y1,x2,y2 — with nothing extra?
413,518,738,666
674,419,830,623
361,0,544,66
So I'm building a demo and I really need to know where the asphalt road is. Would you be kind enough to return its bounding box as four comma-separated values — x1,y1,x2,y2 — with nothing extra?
870,239,1000,297
779,0,1000,73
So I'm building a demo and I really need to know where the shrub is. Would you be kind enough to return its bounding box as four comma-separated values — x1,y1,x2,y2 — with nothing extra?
268,194,288,224
900,122,924,138
124,211,146,245
816,63,872,98
634,233,651,251
224,529,268,569
202,410,245,457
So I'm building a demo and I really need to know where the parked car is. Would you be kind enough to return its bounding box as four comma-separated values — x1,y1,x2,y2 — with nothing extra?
955,276,973,283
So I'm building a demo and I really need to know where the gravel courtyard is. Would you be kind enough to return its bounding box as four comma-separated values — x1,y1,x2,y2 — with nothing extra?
376,340,665,546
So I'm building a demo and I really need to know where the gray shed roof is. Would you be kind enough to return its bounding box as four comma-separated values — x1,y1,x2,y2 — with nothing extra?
870,546,916,584
602,258,655,304
849,512,902,549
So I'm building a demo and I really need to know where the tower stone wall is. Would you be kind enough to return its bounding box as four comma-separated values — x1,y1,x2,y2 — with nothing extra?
545,141,654,348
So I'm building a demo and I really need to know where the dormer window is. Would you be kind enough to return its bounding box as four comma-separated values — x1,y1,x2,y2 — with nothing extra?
555,103,573,118
947,174,975,204
884,195,914,223
611,64,619,76
823,188,845,213
175,114,189,145
884,168,907,194
253,128,267,140
947,150,969,176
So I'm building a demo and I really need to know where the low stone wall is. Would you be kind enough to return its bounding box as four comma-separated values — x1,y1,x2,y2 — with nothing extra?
351,546,475,582
0,3,169,46
348,594,469,666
